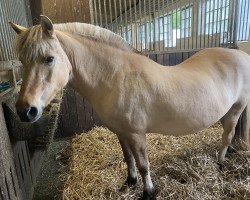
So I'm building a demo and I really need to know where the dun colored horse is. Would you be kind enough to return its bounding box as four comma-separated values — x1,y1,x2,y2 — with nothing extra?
10,16,250,199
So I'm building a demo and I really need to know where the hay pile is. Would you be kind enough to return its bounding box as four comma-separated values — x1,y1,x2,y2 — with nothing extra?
62,124,250,200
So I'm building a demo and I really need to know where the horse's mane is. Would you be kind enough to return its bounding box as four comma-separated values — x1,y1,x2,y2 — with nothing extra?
15,23,134,62
54,23,133,52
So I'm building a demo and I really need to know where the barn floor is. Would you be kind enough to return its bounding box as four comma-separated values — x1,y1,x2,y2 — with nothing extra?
62,124,250,200
33,139,71,200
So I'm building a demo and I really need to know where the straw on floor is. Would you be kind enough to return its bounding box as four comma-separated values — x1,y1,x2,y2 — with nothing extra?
62,124,250,200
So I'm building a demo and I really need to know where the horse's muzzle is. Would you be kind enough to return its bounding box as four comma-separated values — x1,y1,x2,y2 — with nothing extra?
16,105,39,122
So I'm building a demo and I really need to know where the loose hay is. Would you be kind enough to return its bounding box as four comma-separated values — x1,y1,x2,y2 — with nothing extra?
62,124,250,200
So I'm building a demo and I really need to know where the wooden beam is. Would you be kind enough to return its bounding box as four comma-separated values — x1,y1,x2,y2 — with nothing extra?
29,0,42,25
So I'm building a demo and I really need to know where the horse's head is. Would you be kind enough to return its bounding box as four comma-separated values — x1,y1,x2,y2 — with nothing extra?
9,16,71,122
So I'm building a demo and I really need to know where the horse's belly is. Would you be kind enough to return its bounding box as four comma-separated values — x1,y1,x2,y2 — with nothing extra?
147,107,227,136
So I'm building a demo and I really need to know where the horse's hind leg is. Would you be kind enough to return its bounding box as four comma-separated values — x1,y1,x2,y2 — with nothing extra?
125,132,154,200
117,134,137,186
219,103,247,165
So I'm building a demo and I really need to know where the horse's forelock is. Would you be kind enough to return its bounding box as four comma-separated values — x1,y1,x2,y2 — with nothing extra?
15,25,54,63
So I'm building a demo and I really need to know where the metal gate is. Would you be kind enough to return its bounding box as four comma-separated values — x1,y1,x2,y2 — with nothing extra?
90,0,250,52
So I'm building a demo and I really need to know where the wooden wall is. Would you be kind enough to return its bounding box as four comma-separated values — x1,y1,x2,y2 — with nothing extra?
41,0,91,23
56,50,199,137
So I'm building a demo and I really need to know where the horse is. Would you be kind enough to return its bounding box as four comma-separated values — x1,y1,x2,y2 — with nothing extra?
9,16,250,200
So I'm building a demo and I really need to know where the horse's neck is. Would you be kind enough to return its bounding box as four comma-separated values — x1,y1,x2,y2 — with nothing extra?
56,30,129,103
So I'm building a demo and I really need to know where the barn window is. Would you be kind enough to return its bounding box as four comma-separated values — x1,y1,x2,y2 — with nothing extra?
199,0,230,35
180,6,193,38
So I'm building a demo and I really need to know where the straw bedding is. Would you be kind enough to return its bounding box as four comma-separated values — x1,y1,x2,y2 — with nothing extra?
62,123,250,200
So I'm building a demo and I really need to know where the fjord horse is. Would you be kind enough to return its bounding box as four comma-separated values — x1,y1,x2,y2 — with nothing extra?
10,16,250,199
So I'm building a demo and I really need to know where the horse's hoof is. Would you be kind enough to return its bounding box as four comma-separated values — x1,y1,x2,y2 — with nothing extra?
217,162,224,171
119,176,137,192
126,176,137,186
226,146,236,157
139,189,155,200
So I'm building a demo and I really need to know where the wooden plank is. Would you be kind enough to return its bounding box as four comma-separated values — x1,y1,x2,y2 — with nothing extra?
175,53,183,65
182,52,189,61
169,53,176,66
148,54,157,62
0,60,22,72
163,54,170,66
29,0,41,25
188,51,197,58
0,105,22,200
156,54,164,65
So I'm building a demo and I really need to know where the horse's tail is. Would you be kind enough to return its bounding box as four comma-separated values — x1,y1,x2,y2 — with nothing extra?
235,103,250,149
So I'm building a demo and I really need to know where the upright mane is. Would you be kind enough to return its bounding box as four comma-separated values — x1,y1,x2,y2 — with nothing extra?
54,23,133,52
14,22,134,63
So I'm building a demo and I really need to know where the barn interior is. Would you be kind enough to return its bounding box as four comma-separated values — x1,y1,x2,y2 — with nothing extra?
0,0,250,200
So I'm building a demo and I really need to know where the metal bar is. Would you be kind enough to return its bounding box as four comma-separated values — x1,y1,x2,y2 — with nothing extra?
118,0,123,36
229,0,235,47
188,0,191,50
98,0,103,27
195,0,199,49
207,0,212,47
108,0,113,31
215,0,219,47
93,0,98,25
245,0,250,40
162,0,165,51
103,0,108,28
242,0,248,40
236,0,241,40
139,0,143,51
113,0,118,33
129,0,133,45
89,0,94,24
199,0,202,49
218,0,223,46
177,1,179,50
222,0,227,47
183,6,186,50
134,0,138,50
232,0,239,45
211,0,215,47
157,0,161,51
144,0,147,50
171,0,174,49
124,0,128,41
153,0,156,51
204,0,207,48
148,0,152,51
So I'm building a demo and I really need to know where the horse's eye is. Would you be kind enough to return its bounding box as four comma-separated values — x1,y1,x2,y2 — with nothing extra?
44,56,54,64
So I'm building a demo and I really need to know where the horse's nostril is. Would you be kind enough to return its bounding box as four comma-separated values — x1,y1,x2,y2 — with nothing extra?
28,106,38,119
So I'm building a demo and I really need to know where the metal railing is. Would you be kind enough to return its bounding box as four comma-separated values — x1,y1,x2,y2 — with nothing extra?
0,0,32,61
90,0,250,52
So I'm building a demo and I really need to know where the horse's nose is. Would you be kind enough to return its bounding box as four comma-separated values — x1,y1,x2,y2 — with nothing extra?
16,104,39,122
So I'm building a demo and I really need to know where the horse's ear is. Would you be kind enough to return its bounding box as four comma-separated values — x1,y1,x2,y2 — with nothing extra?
9,22,27,34
40,15,54,37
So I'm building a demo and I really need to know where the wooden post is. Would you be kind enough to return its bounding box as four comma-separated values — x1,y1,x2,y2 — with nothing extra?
29,0,42,25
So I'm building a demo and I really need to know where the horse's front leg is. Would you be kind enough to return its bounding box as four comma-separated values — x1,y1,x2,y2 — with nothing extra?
117,134,138,186
125,132,155,200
